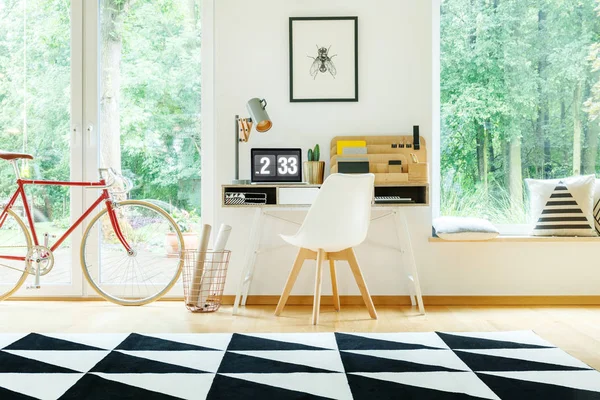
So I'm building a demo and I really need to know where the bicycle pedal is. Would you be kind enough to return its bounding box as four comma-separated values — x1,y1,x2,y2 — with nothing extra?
26,284,41,290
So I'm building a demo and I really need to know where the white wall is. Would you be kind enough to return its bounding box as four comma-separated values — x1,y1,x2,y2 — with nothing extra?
211,0,600,297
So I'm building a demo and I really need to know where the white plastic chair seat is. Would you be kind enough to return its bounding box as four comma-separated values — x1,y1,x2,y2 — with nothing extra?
280,173,375,253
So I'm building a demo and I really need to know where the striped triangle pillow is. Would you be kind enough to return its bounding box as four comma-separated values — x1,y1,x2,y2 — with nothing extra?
594,180,600,235
526,175,597,237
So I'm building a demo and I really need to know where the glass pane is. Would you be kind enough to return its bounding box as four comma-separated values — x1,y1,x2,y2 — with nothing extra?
440,0,599,225
0,0,72,285
98,1,201,275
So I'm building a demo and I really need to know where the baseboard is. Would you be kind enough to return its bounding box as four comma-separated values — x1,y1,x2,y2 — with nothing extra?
219,295,600,306
8,295,600,306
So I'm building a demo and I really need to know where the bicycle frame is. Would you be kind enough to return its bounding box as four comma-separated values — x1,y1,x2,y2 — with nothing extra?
0,176,133,263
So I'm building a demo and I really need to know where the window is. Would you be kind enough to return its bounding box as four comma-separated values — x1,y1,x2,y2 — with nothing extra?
0,0,201,296
440,0,600,226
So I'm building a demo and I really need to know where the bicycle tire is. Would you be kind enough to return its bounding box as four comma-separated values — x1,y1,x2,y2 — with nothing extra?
80,200,184,306
0,208,32,300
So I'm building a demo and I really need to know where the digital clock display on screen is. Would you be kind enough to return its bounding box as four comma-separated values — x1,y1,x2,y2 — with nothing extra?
251,148,302,183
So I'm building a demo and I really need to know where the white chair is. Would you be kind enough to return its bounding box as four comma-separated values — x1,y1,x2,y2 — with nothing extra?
275,173,378,325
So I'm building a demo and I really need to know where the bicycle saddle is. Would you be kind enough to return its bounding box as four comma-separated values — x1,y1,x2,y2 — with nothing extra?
0,151,34,161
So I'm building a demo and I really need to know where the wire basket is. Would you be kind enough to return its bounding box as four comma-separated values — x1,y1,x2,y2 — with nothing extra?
182,249,231,312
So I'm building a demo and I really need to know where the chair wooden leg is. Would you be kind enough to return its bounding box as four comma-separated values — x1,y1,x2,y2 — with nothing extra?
346,248,378,319
312,249,326,325
275,248,307,316
329,260,340,311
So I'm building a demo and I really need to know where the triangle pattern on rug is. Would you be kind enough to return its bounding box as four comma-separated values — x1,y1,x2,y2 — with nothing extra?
95,373,216,400
344,349,470,372
478,370,600,393
534,181,592,232
4,350,110,373
230,350,345,372
90,350,207,374
115,333,218,351
242,333,338,350
454,350,588,372
346,373,494,400
437,332,552,350
146,333,232,351
117,350,225,373
476,372,600,400
0,334,27,350
220,373,353,400
351,372,500,400
44,333,129,351
217,351,335,374
336,332,444,351
337,332,449,350
0,385,38,400
340,350,464,373
0,351,78,373
0,373,84,400
58,374,183,400
206,374,333,400
5,333,103,351
226,333,330,351
458,348,593,370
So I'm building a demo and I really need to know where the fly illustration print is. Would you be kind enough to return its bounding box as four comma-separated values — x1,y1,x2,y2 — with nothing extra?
308,45,337,79
289,17,358,102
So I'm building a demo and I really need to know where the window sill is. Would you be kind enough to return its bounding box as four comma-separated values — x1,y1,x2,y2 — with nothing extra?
429,236,600,243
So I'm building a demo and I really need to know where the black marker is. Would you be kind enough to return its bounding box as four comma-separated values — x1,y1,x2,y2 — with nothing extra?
413,125,420,150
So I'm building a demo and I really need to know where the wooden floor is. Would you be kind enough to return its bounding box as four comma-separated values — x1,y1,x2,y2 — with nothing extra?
1,302,599,370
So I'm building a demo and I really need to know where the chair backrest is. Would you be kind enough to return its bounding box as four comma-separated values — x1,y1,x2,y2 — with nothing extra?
293,173,374,252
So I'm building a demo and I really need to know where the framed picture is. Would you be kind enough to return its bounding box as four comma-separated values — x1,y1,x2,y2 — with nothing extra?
289,17,358,102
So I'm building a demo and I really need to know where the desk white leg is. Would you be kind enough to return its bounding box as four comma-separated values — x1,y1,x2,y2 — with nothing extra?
241,209,265,306
233,208,263,314
394,209,425,315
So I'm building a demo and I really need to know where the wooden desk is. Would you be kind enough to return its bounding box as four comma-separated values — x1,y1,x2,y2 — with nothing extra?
222,184,426,316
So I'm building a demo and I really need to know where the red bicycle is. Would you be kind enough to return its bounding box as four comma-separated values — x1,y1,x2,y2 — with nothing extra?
0,151,184,305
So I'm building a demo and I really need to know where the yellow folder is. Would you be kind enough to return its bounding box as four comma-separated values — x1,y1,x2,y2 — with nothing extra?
337,140,367,155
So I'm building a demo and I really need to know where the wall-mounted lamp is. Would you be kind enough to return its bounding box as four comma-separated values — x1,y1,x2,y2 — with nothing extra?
234,98,272,184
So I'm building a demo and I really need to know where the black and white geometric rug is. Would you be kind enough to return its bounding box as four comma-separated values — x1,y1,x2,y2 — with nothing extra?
0,331,598,399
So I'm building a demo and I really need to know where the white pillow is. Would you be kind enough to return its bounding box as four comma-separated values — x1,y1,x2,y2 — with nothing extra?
433,216,499,241
526,175,596,237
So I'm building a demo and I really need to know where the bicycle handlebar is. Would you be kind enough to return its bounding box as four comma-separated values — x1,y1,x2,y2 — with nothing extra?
95,168,133,195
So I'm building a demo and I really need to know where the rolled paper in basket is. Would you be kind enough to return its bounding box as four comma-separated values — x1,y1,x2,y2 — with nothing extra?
187,224,211,307
197,224,231,308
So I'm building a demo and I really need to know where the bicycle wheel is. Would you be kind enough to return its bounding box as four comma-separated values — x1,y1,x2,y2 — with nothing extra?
80,200,184,305
0,208,32,300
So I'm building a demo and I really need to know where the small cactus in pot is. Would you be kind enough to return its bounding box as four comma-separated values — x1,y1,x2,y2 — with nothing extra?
304,144,325,184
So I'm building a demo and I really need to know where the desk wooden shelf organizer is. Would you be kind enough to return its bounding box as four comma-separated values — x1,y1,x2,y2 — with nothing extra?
330,135,429,205
221,134,427,317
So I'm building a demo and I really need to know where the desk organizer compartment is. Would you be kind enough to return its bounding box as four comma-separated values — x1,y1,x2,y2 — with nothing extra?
408,163,428,182
374,173,408,185
374,185,427,204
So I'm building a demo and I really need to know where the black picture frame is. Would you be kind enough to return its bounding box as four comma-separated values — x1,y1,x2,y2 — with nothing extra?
251,148,303,183
289,16,359,102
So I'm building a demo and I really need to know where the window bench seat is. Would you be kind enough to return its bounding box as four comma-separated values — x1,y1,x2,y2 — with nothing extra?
429,236,600,243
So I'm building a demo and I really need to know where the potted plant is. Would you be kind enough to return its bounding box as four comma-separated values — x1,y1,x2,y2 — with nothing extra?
166,209,200,255
304,144,325,184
